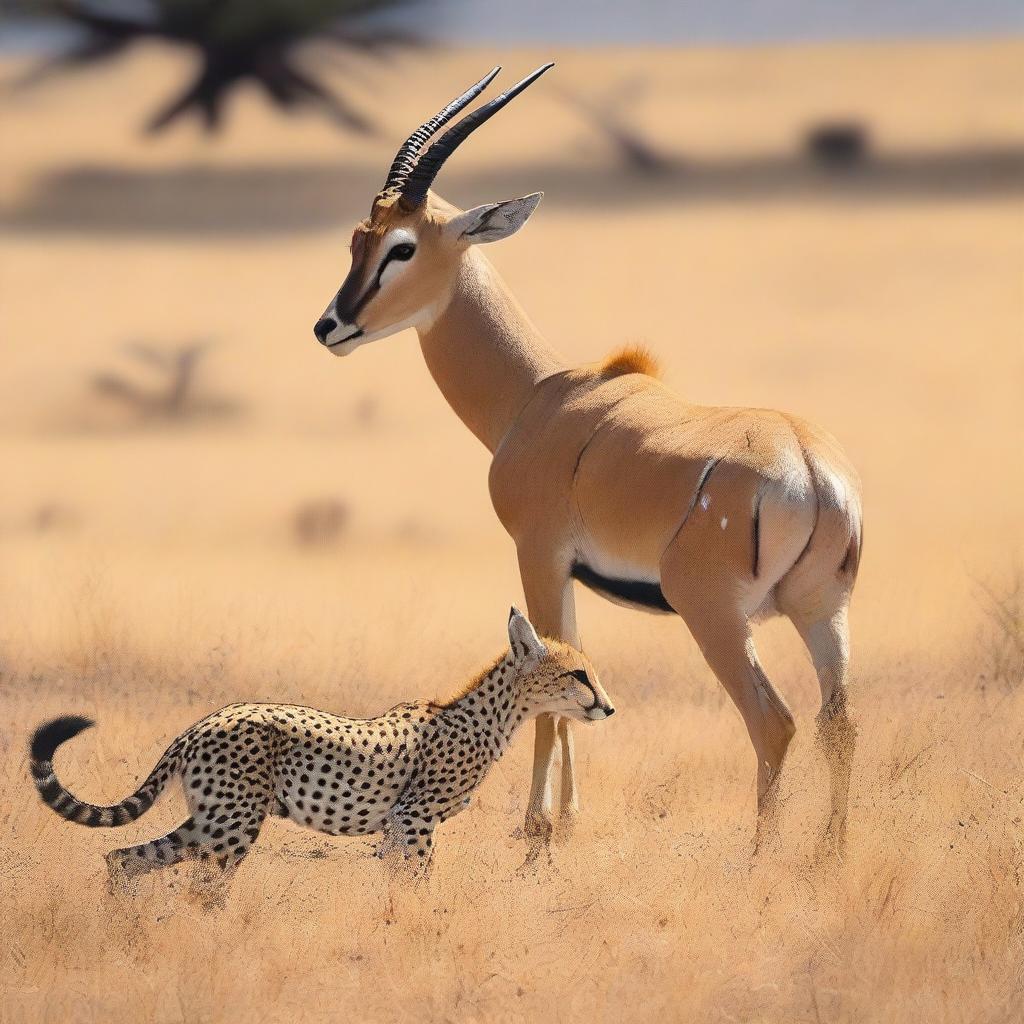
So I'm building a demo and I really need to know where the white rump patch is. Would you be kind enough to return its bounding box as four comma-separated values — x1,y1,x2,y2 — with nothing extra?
720,517,728,529
819,465,849,508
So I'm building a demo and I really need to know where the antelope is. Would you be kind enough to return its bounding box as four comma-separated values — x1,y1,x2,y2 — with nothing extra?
312,65,863,857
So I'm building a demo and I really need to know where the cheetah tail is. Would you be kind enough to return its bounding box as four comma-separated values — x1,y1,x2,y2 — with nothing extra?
29,716,179,828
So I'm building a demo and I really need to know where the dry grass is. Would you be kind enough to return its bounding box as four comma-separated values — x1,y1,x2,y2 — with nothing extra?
975,569,1024,694
2,37,1023,1024
2,550,1023,1023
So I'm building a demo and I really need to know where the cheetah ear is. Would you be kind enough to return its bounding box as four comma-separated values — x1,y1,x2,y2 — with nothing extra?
508,606,548,661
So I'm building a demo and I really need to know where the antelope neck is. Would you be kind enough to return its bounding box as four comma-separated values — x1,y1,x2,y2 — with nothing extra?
417,247,567,454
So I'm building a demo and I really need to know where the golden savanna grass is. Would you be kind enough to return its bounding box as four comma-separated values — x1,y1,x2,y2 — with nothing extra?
2,40,1023,1023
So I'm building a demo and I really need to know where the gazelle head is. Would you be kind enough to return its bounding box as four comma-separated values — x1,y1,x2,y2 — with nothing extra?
313,64,553,356
506,607,616,724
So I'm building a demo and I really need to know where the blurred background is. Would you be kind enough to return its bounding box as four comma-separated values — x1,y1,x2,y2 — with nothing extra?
2,5,1023,1022
0,0,1021,680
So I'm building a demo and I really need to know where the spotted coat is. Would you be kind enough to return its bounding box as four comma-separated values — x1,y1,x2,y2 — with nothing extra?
29,609,614,888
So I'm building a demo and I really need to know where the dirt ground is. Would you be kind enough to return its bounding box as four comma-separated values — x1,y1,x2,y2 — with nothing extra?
1,38,1022,1023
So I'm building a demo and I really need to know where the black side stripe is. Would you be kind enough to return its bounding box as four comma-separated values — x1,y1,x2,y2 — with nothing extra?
690,456,723,519
752,490,762,579
661,455,725,555
571,562,675,614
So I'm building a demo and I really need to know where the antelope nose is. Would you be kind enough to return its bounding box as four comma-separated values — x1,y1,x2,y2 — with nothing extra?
603,707,615,717
314,317,336,344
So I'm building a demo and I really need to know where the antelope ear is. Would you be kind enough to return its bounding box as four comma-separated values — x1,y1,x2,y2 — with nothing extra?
507,606,548,660
446,193,542,244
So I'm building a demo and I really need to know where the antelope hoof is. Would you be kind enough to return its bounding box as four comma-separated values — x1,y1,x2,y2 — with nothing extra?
518,837,553,873
517,811,554,870
523,809,554,845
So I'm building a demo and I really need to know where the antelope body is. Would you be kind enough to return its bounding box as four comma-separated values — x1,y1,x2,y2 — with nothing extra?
312,66,863,855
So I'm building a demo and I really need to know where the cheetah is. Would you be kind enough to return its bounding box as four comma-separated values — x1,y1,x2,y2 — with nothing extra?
29,608,614,891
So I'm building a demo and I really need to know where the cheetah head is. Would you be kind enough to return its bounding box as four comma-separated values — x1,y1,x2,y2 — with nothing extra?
507,607,615,724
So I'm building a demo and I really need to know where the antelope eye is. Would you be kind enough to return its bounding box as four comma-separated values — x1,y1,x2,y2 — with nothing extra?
389,243,416,261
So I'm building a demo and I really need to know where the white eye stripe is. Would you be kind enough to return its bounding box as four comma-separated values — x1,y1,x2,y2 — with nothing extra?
379,259,407,288
376,228,417,289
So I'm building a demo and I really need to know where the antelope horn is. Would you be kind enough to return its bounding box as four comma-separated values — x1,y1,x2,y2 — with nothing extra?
381,66,501,196
398,62,555,210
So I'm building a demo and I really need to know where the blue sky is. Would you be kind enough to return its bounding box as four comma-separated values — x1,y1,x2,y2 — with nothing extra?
416,0,1024,44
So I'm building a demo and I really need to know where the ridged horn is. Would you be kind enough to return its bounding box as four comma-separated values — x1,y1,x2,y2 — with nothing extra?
380,66,502,197
398,63,554,210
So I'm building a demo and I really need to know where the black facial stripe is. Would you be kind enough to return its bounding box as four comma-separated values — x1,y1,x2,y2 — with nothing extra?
375,243,415,285
376,252,399,285
341,243,414,322
557,669,598,708
349,281,379,319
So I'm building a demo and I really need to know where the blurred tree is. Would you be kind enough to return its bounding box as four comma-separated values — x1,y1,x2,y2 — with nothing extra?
91,340,241,421
558,76,673,175
12,0,422,133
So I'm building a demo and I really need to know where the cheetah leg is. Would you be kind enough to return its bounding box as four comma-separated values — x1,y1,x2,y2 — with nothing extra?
187,851,251,912
106,817,206,894
378,807,438,882
185,825,266,911
176,746,277,907
186,799,271,909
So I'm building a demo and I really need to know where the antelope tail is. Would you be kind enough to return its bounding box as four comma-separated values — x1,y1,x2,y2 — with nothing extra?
30,716,179,828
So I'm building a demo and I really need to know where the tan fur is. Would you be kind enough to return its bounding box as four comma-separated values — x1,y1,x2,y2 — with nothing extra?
317,185,863,858
444,637,577,706
598,345,661,380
